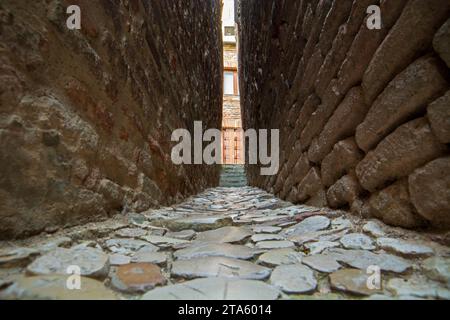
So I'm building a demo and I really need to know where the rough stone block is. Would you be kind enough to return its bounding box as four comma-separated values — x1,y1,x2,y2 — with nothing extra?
306,189,328,208
433,18,450,68
286,142,303,173
315,0,378,99
297,167,323,202
368,180,426,229
321,138,364,188
327,173,363,209
307,0,333,54
409,157,450,228
356,118,447,192
308,87,368,163
336,0,408,94
280,152,310,199
427,91,450,144
286,187,298,204
293,94,321,135
97,179,124,209
350,198,371,219
292,153,311,185
356,56,448,152
362,0,450,104
273,165,288,195
296,49,326,104
317,0,353,54
301,3,315,40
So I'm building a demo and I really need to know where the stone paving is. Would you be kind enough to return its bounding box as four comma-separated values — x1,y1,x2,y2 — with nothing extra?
0,187,449,300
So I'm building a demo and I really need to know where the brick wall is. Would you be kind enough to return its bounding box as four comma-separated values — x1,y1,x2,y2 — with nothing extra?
239,0,450,230
0,0,223,238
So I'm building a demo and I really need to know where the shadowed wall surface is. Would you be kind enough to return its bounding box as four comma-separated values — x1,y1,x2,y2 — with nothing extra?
0,0,223,239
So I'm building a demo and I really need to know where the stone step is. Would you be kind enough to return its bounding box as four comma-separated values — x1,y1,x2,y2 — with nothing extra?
220,175,246,179
221,169,245,173
219,178,246,181
219,165,247,187
220,176,246,180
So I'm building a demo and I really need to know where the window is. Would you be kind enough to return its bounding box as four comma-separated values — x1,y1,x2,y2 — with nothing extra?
224,26,235,36
224,72,234,95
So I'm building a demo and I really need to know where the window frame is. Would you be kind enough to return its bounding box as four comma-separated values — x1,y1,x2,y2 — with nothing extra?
224,67,239,96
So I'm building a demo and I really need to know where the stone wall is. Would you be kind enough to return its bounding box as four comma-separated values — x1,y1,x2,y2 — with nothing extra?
239,0,450,229
0,0,223,239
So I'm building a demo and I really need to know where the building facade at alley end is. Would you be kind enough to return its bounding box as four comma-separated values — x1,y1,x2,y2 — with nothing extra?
221,0,244,165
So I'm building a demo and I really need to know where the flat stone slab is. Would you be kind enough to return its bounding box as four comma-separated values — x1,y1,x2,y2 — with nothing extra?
115,228,148,238
7,185,449,299
251,234,286,242
166,230,196,240
387,276,450,300
304,241,340,255
376,238,434,257
255,241,295,250
196,227,252,243
289,229,348,245
110,254,131,266
145,226,168,236
142,278,280,300
0,276,117,300
330,269,382,296
35,237,73,253
140,235,189,248
362,221,386,237
257,249,304,267
422,257,450,285
302,254,342,273
364,294,424,300
72,241,98,250
270,264,317,294
282,216,331,237
327,248,412,274
210,204,226,210
131,252,168,266
252,226,282,234
237,215,284,224
27,247,109,279
255,201,279,210
128,213,150,225
154,215,233,232
330,217,353,231
277,221,297,228
110,263,167,293
253,215,290,224
66,220,129,240
174,243,258,260
105,238,159,255
171,257,272,280
0,247,40,268
340,233,375,250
